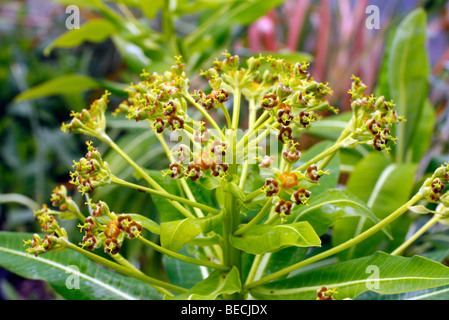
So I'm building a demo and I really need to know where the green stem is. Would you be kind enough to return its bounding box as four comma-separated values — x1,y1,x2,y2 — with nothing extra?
220,104,232,129
100,131,196,219
111,253,173,296
155,132,204,218
231,87,241,130
111,176,219,215
245,193,423,290
67,243,187,295
137,236,228,271
184,93,225,140
391,215,440,256
234,199,272,236
296,135,353,172
239,97,257,190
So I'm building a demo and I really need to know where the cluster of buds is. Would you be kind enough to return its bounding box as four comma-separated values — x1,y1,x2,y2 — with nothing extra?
112,58,190,135
25,200,70,256
349,76,403,152
69,141,111,195
61,91,110,136
49,185,83,220
24,233,68,257
193,88,230,111
78,199,143,255
254,58,334,144
164,132,230,181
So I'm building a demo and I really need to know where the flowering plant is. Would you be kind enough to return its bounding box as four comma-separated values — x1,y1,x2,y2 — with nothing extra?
15,51,449,300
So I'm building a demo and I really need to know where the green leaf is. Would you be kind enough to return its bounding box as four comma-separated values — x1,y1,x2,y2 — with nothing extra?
285,189,388,237
387,8,429,162
0,232,162,300
230,222,321,255
160,212,223,252
407,100,435,163
44,19,118,55
163,247,206,289
332,153,418,260
166,266,241,300
14,74,100,102
249,252,449,300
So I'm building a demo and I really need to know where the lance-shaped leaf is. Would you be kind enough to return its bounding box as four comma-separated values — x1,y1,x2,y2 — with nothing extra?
160,212,223,252
286,189,390,237
0,232,162,300
14,74,101,102
249,252,449,300
44,19,118,55
230,222,321,255
387,8,429,162
165,266,241,300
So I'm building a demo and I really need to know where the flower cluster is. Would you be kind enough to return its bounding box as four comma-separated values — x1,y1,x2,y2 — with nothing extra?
69,141,111,195
349,76,402,152
61,91,110,136
113,58,190,135
78,200,143,255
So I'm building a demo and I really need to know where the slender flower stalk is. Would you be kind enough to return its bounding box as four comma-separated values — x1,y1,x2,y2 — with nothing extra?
244,193,424,290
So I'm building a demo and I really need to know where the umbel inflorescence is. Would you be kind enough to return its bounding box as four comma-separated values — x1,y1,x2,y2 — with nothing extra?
23,51,449,299
25,51,404,254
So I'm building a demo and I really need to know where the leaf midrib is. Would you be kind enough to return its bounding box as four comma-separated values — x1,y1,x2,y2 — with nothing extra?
0,246,137,300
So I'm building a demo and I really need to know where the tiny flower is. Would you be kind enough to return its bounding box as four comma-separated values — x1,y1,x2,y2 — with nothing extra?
169,162,184,179
277,84,294,100
372,134,389,152
153,117,166,134
211,141,227,157
173,144,191,163
104,238,121,255
317,287,338,300
80,233,99,251
292,188,311,205
212,88,230,104
186,163,202,182
211,162,229,177
127,221,143,239
194,129,212,143
258,155,275,168
297,111,315,128
277,103,293,126
261,93,278,109
104,221,121,239
282,146,301,164
201,94,215,111
262,178,279,197
78,217,96,233
278,127,293,144
90,200,111,218
367,119,381,135
430,179,445,202
306,165,329,182
279,172,299,189
164,101,177,117
167,115,184,130
275,199,293,216
117,215,132,232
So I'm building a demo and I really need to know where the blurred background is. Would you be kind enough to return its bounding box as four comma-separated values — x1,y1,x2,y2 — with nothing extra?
1,0,449,299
